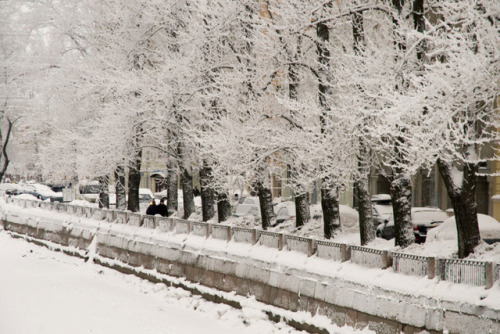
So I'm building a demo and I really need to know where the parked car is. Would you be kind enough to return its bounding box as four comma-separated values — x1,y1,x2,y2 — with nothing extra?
79,181,100,203
139,188,155,203
376,207,448,242
371,194,393,228
31,183,63,202
410,207,449,243
274,201,296,225
427,214,500,245
233,196,260,218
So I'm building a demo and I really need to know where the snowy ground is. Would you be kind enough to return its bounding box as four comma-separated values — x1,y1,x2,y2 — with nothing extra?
0,229,370,334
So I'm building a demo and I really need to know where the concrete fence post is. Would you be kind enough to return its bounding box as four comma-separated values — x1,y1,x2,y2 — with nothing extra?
485,262,494,289
340,244,350,262
226,225,231,242
307,239,313,257
428,257,437,279
382,250,392,269
278,233,283,251
252,229,257,245
205,223,210,239
169,218,174,231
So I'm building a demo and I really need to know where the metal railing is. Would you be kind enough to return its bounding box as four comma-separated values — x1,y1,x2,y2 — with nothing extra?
5,197,499,289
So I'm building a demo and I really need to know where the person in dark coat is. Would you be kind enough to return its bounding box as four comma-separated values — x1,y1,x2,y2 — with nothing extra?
146,199,157,215
157,198,167,217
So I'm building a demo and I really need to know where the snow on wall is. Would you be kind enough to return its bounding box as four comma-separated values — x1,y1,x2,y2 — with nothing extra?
211,224,230,241
316,240,346,262
191,221,209,238
3,198,500,334
392,252,429,277
350,246,391,269
231,226,256,244
258,231,282,250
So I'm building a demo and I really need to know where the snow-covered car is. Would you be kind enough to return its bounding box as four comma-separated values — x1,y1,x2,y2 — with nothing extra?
371,194,393,228
410,207,449,243
79,181,100,203
233,196,260,218
31,183,63,202
376,207,448,242
427,214,500,245
139,188,155,203
274,201,296,225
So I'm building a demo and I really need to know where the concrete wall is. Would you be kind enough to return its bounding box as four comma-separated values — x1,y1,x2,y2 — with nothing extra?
2,209,500,334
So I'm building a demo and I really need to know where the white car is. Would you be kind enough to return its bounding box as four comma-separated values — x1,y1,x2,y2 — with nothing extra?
139,188,155,203
233,196,261,218
427,214,500,245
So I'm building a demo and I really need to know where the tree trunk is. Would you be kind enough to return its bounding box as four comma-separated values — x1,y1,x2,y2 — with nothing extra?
115,166,126,210
127,149,142,213
217,192,232,223
317,15,340,239
355,146,374,245
181,166,195,219
294,192,310,228
98,176,109,209
390,171,414,247
437,159,480,258
352,8,375,245
200,164,215,222
0,119,13,183
255,180,275,230
166,157,178,217
177,140,195,219
288,37,310,228
321,188,341,239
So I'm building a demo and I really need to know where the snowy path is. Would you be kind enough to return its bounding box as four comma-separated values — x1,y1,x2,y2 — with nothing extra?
0,230,366,334
0,231,302,334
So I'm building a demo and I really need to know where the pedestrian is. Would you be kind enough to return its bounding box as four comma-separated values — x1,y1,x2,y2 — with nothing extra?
146,199,157,215
157,198,167,217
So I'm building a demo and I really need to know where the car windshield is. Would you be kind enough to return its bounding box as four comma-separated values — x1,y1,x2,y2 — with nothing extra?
81,185,100,194
412,210,448,223
139,194,153,201
374,204,393,216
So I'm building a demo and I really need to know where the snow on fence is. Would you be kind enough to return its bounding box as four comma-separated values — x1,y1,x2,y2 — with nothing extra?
350,246,392,269
211,224,231,241
103,210,115,223
173,219,191,234
56,203,67,213
84,207,94,218
392,252,429,277
92,208,105,220
284,234,315,256
141,215,155,228
6,198,500,289
258,231,283,250
231,226,257,244
128,213,142,227
440,258,496,288
74,205,85,217
316,240,349,262
115,211,128,224
191,221,209,238
157,217,171,232
66,204,76,215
